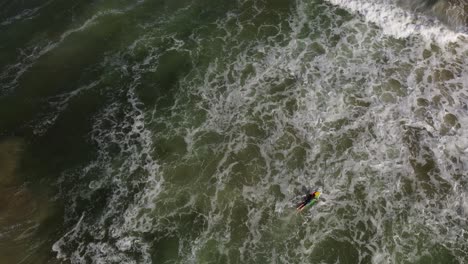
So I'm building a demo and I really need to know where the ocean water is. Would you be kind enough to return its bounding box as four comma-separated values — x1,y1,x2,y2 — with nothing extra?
0,0,467,263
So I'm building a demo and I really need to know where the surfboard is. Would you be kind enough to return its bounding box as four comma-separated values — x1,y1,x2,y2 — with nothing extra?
296,192,321,213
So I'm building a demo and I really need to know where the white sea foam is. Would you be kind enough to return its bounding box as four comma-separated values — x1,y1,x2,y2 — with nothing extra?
52,76,163,263
325,0,465,43
0,0,54,27
0,2,145,95
31,79,102,135
0,7,42,26
51,0,468,262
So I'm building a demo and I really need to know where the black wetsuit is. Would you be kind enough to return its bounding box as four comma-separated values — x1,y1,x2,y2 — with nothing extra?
299,192,316,207
304,193,313,204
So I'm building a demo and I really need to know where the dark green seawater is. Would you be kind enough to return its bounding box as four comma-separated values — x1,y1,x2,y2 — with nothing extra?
1,0,468,263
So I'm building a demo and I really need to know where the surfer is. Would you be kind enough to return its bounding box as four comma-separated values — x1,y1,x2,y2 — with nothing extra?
296,191,320,211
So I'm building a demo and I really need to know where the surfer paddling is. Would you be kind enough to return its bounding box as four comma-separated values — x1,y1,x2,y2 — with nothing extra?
296,191,320,212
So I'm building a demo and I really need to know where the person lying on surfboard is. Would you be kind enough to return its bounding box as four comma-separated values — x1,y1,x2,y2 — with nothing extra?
296,191,320,212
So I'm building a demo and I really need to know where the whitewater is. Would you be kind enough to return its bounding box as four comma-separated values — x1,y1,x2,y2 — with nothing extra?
0,0,467,263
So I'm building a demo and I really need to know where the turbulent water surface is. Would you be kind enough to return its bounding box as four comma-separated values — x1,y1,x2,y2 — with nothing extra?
1,0,468,263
